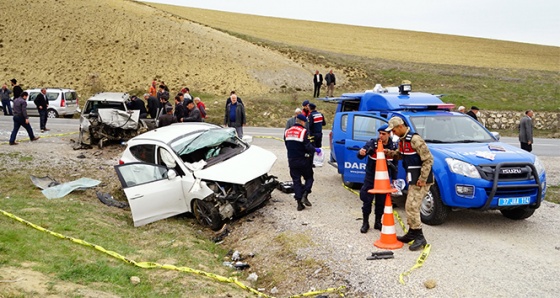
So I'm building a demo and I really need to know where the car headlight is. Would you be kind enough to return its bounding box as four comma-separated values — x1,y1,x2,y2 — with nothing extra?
534,156,545,176
445,158,481,178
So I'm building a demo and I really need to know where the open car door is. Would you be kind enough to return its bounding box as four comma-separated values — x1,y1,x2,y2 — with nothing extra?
331,112,388,186
114,162,188,227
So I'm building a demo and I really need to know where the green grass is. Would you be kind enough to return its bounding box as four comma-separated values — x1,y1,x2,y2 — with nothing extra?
0,172,247,297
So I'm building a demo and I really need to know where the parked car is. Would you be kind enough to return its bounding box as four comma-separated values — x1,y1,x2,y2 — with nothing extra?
24,88,79,118
321,83,546,224
114,122,278,230
77,92,156,149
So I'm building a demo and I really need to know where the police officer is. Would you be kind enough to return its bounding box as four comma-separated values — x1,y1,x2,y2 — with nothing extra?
284,114,320,211
385,117,433,251
357,124,398,233
307,103,326,148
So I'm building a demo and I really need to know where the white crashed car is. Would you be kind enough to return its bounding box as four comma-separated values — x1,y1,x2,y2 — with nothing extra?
115,122,278,230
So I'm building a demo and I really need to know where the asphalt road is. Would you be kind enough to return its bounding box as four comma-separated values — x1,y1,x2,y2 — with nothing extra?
1,116,558,157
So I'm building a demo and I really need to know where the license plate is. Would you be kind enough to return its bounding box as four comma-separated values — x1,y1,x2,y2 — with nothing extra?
498,197,530,206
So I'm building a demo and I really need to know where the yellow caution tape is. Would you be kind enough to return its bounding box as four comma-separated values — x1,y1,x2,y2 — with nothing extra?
342,183,431,285
0,208,345,297
399,244,431,285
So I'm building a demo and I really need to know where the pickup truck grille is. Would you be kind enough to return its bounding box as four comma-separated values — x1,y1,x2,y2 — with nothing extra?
477,164,534,181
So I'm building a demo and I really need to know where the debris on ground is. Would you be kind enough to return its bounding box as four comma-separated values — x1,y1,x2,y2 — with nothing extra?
424,279,437,289
31,175,101,199
96,192,129,208
30,175,61,190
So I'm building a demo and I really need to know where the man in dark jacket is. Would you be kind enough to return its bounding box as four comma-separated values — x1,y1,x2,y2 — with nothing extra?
129,95,148,118
144,93,159,119
466,106,480,122
34,88,49,132
10,78,23,99
307,103,326,148
1,84,13,115
174,95,186,121
285,114,320,210
324,70,336,97
181,99,201,122
519,110,534,152
312,70,323,98
10,92,40,145
224,94,246,138
357,124,398,233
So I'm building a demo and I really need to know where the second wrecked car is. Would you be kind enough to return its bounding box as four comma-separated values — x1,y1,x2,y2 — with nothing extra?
114,123,278,230
78,92,156,149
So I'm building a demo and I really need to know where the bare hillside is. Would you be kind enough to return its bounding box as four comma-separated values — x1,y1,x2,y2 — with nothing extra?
0,0,322,96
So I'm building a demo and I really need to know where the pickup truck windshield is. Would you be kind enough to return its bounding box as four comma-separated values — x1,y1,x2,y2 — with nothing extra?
410,115,495,143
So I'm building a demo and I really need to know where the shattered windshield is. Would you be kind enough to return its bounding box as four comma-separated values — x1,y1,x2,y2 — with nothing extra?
170,128,246,166
410,115,495,143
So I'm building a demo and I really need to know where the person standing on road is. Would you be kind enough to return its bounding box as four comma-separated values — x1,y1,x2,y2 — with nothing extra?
457,106,466,113
157,106,177,128
466,106,480,122
519,110,534,152
357,124,398,233
225,90,243,107
9,92,40,145
307,103,326,148
1,84,13,115
325,70,336,97
174,95,186,121
301,100,311,117
129,95,148,118
182,99,202,122
10,79,23,99
312,70,323,98
285,108,302,130
284,114,319,211
34,88,50,132
224,94,246,138
385,117,433,251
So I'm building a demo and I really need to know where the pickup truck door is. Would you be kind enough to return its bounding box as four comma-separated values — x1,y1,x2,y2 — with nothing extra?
114,162,189,227
331,112,388,185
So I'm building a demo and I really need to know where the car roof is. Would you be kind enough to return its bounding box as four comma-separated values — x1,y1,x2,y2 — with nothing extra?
130,122,221,144
87,92,129,102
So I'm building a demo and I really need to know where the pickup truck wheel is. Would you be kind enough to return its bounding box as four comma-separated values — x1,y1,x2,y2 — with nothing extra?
193,199,223,231
420,183,450,225
500,207,535,220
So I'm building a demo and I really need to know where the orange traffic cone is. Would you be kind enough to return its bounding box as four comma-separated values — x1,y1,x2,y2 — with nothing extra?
368,139,397,194
374,193,404,249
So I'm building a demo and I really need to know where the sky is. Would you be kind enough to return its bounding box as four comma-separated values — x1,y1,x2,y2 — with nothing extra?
144,0,560,47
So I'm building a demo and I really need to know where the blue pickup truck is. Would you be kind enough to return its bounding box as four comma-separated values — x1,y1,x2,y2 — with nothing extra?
321,83,546,225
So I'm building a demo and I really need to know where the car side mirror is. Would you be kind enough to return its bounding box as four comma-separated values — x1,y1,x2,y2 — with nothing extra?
491,131,501,140
167,169,177,180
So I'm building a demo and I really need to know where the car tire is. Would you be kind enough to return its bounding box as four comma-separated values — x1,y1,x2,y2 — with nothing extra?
420,183,450,225
47,109,59,118
192,199,223,231
500,207,535,220
342,175,361,190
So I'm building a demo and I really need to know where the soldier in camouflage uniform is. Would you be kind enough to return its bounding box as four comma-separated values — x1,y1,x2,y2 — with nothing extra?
385,117,433,251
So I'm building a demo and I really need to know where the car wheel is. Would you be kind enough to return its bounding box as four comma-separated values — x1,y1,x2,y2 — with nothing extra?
192,199,223,231
500,207,535,220
47,109,59,118
420,183,450,225
341,175,361,189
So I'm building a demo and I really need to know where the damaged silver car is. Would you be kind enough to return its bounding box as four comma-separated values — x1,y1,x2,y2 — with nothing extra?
77,92,155,149
114,123,278,230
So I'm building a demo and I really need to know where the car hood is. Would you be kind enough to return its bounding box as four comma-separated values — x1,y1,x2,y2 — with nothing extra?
194,145,277,184
430,142,535,164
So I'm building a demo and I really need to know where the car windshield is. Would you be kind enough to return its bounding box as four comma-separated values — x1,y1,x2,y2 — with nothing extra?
171,128,247,166
410,115,495,143
83,100,126,114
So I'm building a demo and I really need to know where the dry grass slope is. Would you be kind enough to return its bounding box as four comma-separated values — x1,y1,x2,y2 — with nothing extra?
151,4,560,72
0,0,319,97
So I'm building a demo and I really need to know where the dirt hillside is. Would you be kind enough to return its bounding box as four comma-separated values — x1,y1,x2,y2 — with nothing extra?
0,0,321,97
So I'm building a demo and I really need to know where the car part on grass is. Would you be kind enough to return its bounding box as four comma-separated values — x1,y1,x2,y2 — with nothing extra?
30,175,61,190
34,177,101,199
96,192,129,208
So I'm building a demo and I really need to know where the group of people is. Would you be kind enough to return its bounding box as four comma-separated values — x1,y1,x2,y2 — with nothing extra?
312,69,336,98
283,100,326,211
137,80,208,128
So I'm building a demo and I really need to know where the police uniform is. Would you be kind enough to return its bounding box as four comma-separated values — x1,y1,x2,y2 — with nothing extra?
285,115,317,210
308,104,326,148
357,130,398,232
385,116,433,251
